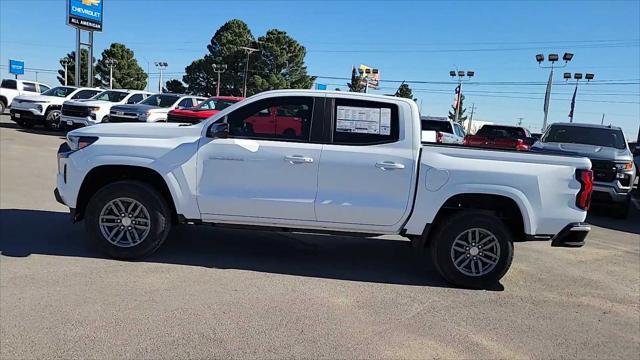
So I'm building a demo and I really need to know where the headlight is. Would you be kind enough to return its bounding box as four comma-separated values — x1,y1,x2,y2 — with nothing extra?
89,106,100,112
615,162,633,171
67,135,98,151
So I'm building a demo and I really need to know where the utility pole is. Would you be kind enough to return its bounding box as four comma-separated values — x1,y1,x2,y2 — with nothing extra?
61,58,70,86
239,46,258,98
105,58,117,89
536,52,573,131
467,103,475,133
449,70,474,124
154,62,168,93
212,63,227,97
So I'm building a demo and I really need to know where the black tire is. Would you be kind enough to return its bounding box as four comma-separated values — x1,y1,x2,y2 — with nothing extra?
0,100,6,114
44,109,61,130
101,115,110,123
85,180,172,260
612,197,630,219
430,211,514,289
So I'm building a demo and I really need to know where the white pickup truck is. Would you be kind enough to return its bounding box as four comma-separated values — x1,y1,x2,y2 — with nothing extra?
0,78,50,113
55,90,593,288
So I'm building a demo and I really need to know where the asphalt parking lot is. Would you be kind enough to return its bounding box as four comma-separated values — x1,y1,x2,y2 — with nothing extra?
1,114,638,359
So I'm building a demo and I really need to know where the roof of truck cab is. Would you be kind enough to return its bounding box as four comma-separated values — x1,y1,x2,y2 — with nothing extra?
256,89,418,103
548,122,622,131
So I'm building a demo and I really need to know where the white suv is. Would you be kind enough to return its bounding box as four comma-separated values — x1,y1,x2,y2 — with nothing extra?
9,86,102,129
0,79,50,113
61,89,152,129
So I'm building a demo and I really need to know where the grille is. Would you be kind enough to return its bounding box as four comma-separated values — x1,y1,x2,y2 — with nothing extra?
590,159,616,183
109,115,141,123
62,104,90,117
167,114,200,124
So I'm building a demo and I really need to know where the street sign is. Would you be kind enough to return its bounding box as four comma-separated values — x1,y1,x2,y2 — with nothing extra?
67,0,103,31
316,83,327,90
9,59,24,75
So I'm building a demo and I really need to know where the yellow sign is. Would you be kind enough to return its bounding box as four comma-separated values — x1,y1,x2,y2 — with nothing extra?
358,64,380,89
81,0,100,6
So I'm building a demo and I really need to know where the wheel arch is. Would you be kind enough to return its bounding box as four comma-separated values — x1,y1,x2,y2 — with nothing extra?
0,95,7,106
75,165,178,222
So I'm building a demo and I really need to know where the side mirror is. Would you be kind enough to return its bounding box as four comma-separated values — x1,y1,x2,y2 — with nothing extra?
207,122,229,139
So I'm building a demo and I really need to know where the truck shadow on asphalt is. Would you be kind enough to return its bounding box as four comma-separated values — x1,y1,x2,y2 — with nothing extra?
586,204,640,235
0,121,66,137
0,209,497,290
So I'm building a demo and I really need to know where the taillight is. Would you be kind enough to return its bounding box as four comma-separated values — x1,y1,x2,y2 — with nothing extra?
575,169,593,210
463,136,469,145
515,139,530,151
436,131,444,143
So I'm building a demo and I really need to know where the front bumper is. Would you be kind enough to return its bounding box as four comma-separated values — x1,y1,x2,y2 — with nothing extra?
592,183,632,203
10,109,45,123
61,115,96,128
550,222,590,248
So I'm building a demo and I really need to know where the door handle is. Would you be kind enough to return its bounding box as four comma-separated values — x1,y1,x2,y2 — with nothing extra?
375,161,405,170
284,155,314,164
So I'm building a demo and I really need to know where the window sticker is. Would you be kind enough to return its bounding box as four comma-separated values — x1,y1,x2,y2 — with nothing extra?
336,106,386,134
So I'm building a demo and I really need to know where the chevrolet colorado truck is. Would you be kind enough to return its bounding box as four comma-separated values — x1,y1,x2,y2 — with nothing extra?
61,89,152,128
108,93,206,123
55,90,593,288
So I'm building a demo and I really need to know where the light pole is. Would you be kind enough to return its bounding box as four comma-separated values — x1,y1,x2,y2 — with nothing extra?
239,46,258,97
154,62,168,93
563,72,594,123
536,52,573,130
61,58,70,86
449,69,474,124
104,58,117,89
212,63,227,97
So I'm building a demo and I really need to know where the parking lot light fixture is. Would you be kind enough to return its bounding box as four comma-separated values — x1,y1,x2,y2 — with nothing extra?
154,61,168,93
548,53,559,62
563,53,574,62
536,54,544,63
466,71,474,77
585,73,594,81
536,52,573,131
449,69,475,125
563,72,572,79
574,73,583,80
449,71,456,77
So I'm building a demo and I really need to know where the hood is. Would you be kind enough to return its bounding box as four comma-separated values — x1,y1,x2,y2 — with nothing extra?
64,99,111,107
169,108,217,119
14,94,63,103
69,122,204,139
534,141,632,161
110,103,160,114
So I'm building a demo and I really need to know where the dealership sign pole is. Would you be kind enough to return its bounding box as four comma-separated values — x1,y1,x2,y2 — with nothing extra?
66,0,103,87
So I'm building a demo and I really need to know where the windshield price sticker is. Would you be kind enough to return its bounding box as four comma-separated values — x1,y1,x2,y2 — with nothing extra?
336,106,391,135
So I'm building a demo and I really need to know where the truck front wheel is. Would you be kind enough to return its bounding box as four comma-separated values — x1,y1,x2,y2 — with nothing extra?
85,180,172,260
430,211,514,289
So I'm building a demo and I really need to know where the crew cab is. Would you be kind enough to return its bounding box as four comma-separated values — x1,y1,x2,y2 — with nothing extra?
109,93,205,123
55,90,593,288
61,89,152,128
9,86,102,129
464,124,534,151
167,96,243,124
0,78,50,114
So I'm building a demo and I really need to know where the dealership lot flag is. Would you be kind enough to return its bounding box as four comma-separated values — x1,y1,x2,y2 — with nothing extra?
543,71,552,113
568,84,578,122
453,84,461,109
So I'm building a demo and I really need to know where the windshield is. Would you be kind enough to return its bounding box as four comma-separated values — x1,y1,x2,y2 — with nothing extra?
197,98,240,111
542,125,627,150
140,94,180,107
421,120,453,133
92,91,129,102
477,126,527,139
42,86,76,98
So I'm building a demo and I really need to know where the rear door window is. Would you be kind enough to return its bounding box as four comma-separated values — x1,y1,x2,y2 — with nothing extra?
422,120,453,134
332,99,399,145
22,82,37,92
1,79,17,89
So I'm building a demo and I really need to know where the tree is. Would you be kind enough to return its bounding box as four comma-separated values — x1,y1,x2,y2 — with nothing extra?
57,49,98,86
448,94,467,123
347,66,365,92
165,79,187,94
184,19,256,96
251,29,316,93
395,83,416,101
94,43,147,90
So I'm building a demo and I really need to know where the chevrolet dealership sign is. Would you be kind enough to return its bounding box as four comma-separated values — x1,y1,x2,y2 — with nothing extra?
67,0,103,31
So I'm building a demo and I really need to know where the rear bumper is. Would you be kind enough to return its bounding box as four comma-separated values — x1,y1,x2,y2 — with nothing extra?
550,222,590,248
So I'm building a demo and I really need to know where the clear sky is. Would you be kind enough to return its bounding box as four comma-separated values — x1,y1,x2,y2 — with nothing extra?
1,0,638,138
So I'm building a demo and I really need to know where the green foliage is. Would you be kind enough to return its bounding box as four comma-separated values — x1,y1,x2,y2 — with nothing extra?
57,49,98,86
448,94,467,123
183,19,315,97
165,79,187,94
95,43,147,90
395,83,416,101
347,66,365,92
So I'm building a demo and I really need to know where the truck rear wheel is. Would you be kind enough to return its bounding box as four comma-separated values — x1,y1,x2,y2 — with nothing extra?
430,211,513,289
85,180,172,260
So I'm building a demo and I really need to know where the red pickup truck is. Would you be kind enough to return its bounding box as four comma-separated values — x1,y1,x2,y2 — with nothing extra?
167,96,243,124
464,124,534,151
